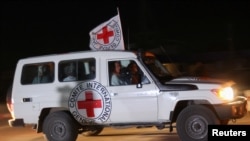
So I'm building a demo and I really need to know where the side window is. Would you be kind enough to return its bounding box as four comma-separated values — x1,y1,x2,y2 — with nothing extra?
59,58,95,82
108,60,149,86
21,62,54,85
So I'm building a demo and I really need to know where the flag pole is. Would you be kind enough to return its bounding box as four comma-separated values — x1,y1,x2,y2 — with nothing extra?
116,7,120,16
116,7,126,50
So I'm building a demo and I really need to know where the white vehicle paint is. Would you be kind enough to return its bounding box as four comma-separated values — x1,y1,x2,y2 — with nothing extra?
6,50,247,141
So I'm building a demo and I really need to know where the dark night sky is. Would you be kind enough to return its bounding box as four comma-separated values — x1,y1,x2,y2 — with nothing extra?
1,0,250,71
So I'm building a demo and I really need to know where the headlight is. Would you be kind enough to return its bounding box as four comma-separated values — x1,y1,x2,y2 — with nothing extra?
211,87,234,101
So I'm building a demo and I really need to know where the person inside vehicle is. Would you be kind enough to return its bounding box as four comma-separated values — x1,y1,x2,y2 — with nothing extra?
127,61,140,84
32,65,52,83
86,63,96,79
127,61,150,85
110,61,127,86
63,63,76,82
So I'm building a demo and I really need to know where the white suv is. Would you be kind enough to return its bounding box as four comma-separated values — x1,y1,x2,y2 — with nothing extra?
7,50,247,141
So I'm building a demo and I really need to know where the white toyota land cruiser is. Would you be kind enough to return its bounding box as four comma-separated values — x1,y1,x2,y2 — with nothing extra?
6,50,247,141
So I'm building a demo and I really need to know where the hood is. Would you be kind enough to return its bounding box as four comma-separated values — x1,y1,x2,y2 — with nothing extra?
169,77,235,86
170,76,230,85
160,76,235,91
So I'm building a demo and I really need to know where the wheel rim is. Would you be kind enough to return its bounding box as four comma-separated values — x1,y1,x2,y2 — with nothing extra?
185,115,207,139
50,121,66,139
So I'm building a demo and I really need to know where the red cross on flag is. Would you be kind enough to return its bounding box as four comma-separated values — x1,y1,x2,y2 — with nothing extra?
89,14,125,50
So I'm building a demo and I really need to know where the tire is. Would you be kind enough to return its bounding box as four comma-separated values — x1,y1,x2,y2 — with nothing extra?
176,105,219,141
81,125,104,136
42,111,78,141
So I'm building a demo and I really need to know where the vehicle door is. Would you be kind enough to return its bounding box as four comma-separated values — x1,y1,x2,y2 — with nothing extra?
14,62,54,123
106,59,159,123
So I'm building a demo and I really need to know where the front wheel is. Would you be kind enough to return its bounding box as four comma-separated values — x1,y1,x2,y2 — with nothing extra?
176,105,220,141
42,111,78,141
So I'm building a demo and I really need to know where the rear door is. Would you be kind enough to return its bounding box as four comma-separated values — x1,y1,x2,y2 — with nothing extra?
12,62,55,123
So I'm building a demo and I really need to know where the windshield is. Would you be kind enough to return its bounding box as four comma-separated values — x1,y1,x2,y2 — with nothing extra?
143,56,173,82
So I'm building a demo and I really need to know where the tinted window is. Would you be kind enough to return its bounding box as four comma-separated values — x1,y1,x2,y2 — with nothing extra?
59,58,95,82
21,62,54,85
108,60,149,86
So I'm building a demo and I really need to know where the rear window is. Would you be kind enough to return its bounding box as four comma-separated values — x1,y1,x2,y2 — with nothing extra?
21,62,54,85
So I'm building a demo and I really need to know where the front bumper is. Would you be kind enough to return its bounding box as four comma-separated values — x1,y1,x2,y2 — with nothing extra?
214,96,247,120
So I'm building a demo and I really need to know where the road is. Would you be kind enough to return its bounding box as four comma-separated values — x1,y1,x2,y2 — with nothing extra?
0,103,181,141
0,124,180,141
1,103,250,141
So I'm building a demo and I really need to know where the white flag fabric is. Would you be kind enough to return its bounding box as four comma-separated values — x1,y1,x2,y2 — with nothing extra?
89,14,125,50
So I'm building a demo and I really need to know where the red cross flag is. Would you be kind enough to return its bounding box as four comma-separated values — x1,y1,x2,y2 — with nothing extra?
89,14,125,50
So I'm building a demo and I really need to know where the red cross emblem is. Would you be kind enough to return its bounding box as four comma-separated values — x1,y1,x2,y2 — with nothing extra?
77,91,102,117
97,26,114,44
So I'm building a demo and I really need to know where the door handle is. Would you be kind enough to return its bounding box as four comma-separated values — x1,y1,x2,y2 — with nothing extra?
23,98,32,102
111,93,118,96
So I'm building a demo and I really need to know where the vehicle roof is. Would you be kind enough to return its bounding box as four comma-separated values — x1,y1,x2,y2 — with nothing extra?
17,50,139,64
